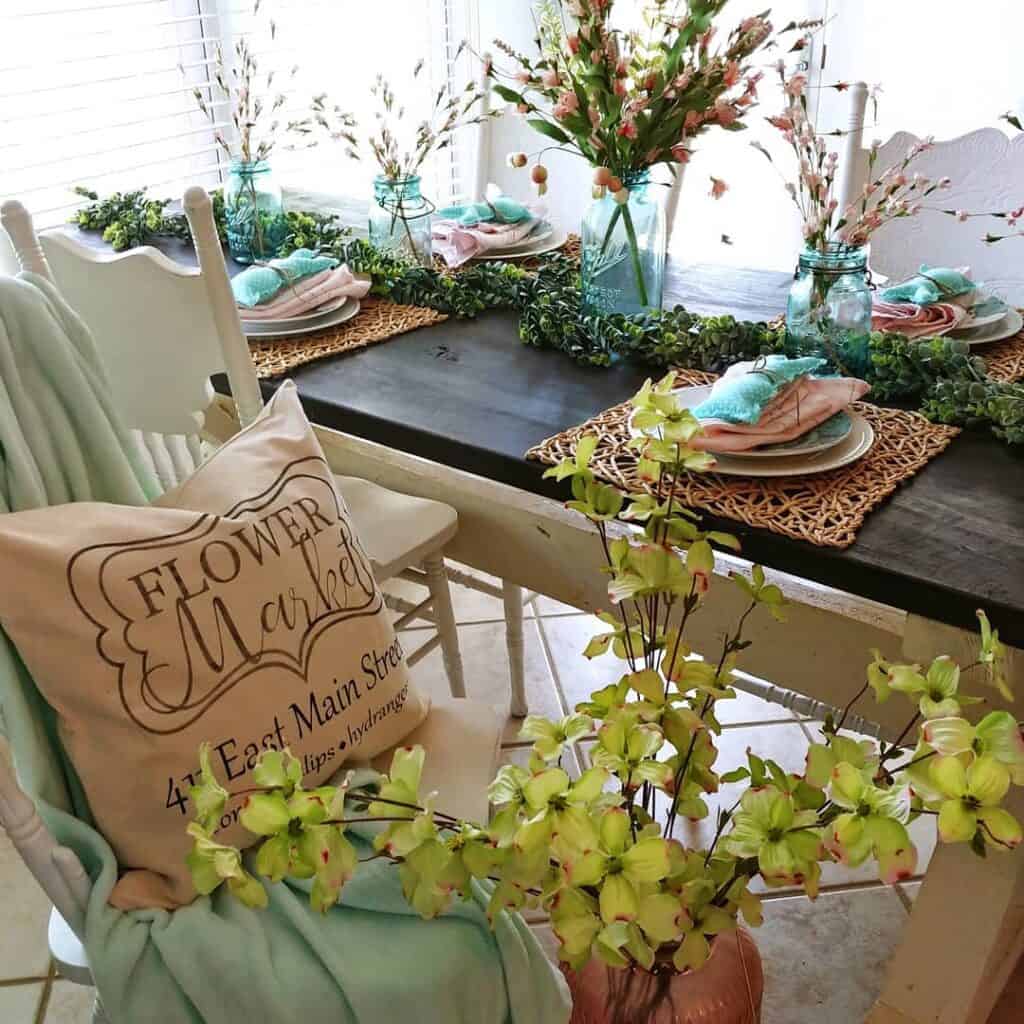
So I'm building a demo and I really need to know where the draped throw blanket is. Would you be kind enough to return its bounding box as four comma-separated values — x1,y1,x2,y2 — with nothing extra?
0,272,570,1024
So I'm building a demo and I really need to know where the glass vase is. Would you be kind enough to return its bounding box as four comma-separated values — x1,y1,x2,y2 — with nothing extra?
224,159,288,264
785,243,872,377
581,171,666,317
369,174,433,267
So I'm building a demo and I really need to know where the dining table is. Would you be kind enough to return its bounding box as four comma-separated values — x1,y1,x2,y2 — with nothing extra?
248,256,1024,1024
69,225,1024,1023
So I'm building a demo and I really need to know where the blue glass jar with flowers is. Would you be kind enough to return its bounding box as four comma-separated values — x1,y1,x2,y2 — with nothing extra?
581,170,666,316
224,159,289,264
786,243,872,375
487,2,777,320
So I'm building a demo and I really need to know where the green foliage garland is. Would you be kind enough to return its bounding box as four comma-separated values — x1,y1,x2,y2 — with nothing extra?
71,185,1024,446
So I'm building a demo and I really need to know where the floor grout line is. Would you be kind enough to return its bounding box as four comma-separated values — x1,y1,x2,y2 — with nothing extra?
32,960,57,1024
893,882,915,915
759,881,885,901
533,615,572,720
0,976,50,989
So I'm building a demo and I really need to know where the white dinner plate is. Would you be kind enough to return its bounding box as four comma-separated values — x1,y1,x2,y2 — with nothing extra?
956,296,1009,330
949,307,1023,346
475,227,569,261
242,297,361,339
705,412,874,477
239,294,348,331
629,384,855,459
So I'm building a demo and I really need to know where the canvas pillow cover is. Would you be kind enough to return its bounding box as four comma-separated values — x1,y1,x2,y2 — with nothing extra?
0,382,428,909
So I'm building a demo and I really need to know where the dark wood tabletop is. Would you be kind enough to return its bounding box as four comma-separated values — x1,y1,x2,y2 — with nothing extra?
68,230,1021,645
277,261,1024,647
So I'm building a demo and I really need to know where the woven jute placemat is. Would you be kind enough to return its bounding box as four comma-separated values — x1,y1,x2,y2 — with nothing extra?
982,324,1024,383
252,235,582,379
249,297,448,379
526,368,961,549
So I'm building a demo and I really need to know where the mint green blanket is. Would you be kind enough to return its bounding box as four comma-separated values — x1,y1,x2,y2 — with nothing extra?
0,273,570,1024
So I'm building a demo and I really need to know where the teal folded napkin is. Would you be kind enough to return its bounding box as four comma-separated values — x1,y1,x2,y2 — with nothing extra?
879,265,976,306
437,195,531,227
693,355,826,425
231,248,340,308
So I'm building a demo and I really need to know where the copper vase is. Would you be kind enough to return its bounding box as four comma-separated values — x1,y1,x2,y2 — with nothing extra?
561,929,763,1024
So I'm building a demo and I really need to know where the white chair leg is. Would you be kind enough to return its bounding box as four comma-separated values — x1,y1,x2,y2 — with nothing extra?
502,582,528,718
422,553,465,698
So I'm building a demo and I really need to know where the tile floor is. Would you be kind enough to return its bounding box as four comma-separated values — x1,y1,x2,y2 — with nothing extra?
0,563,934,1021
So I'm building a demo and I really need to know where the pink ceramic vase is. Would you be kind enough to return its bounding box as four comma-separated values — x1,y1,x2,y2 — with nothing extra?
561,929,763,1024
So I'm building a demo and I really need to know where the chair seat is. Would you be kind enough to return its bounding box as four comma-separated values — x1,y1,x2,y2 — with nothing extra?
371,697,503,824
333,474,458,581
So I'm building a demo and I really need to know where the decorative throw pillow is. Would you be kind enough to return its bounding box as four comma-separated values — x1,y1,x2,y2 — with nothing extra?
0,383,428,909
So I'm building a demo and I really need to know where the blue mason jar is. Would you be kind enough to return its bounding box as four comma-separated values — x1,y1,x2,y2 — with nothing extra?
224,159,288,264
369,174,433,266
581,171,666,316
785,244,872,376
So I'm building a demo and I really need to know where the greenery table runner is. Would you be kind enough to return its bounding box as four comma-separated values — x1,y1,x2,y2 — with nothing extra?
247,236,583,379
526,369,961,550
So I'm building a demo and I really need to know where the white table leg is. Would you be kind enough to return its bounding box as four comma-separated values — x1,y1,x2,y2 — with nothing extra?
503,581,528,718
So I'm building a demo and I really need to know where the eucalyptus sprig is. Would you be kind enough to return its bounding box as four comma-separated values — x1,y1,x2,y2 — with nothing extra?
365,53,499,183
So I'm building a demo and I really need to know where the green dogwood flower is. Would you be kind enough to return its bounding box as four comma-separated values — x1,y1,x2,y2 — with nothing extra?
591,714,672,792
550,887,603,970
804,734,879,789
930,754,1022,850
923,712,1024,784
188,742,229,831
724,787,822,889
369,745,425,819
673,896,737,972
826,764,917,883
515,765,608,853
554,806,671,927
606,541,694,605
977,610,1013,702
519,713,592,762
185,823,267,909
884,655,982,720
252,747,303,795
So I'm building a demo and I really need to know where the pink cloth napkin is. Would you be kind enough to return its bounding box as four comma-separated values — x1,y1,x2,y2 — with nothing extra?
871,300,966,338
692,373,870,453
432,217,542,268
238,266,371,321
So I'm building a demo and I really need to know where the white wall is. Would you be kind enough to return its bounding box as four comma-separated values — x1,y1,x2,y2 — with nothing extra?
478,0,1024,272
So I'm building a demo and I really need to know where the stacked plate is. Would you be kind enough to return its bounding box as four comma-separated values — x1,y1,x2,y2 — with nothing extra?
630,384,874,477
474,220,569,261
240,295,361,339
948,295,1022,346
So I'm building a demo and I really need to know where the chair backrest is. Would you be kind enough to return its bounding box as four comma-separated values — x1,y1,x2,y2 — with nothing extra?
835,85,1024,304
0,189,265,488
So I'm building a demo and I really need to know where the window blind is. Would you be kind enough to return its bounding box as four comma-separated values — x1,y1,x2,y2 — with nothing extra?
0,0,228,228
0,0,473,233
211,0,476,212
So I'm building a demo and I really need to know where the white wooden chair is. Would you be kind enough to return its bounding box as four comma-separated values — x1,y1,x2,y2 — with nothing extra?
5,195,531,720
1,193,474,699
0,190,508,1021
836,82,1024,305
